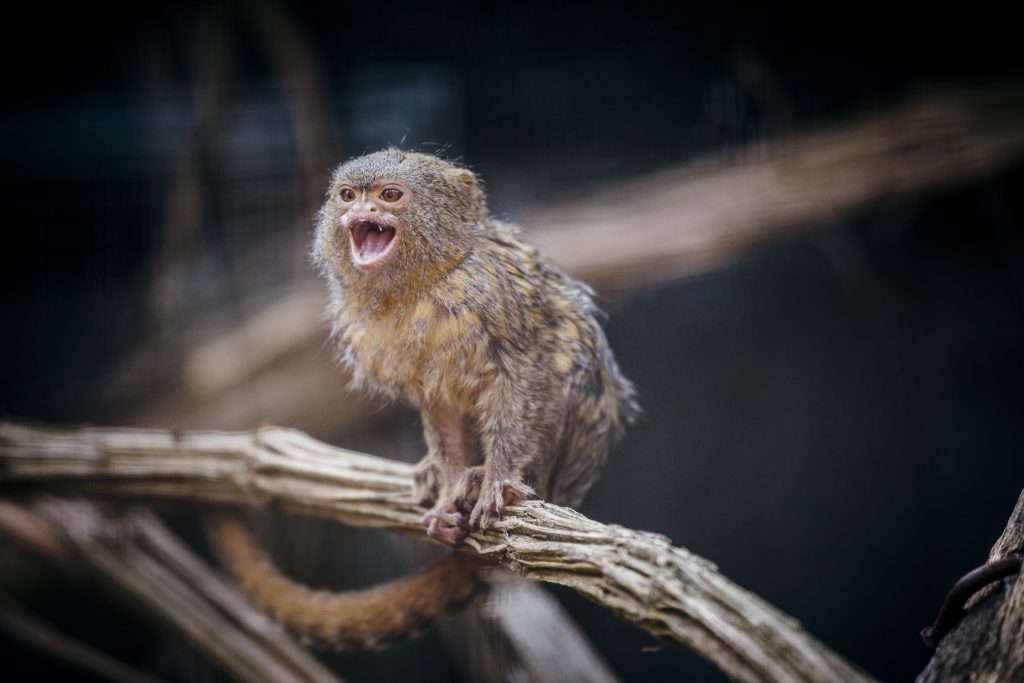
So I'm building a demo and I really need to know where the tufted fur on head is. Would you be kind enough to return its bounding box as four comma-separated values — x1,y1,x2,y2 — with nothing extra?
313,149,490,315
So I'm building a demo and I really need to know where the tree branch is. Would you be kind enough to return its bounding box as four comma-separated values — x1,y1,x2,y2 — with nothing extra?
0,421,874,683
917,489,1024,682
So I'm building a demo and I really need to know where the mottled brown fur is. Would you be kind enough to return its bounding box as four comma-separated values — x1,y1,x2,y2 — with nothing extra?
210,150,637,648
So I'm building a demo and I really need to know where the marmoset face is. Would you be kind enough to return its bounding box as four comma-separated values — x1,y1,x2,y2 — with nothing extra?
316,150,489,288
332,182,410,271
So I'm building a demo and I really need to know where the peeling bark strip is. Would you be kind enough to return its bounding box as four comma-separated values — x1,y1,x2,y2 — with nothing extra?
0,421,874,683
920,557,1022,648
917,489,1024,683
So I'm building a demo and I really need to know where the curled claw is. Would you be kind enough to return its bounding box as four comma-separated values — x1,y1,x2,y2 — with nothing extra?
450,466,486,511
502,480,539,505
422,503,468,546
469,479,538,529
420,507,462,527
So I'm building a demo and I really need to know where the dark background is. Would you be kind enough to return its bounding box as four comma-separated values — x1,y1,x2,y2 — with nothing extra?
2,2,1023,681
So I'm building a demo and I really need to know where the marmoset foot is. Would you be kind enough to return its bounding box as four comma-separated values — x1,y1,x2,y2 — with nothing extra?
422,503,469,546
468,478,538,529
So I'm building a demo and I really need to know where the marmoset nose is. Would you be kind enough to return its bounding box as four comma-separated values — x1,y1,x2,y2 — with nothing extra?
348,194,370,211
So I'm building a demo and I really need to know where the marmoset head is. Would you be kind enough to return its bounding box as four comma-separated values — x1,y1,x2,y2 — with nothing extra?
314,150,487,286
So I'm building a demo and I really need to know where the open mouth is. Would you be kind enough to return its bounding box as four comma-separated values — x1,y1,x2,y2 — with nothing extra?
348,220,398,269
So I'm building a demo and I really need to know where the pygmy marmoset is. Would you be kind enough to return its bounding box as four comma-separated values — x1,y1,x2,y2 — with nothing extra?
208,149,637,648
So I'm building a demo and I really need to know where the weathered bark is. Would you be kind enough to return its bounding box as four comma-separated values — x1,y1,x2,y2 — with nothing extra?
917,489,1024,682
0,421,874,683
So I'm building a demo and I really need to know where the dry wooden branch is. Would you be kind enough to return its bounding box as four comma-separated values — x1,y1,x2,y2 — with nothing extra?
0,498,342,683
0,421,875,683
917,489,1024,682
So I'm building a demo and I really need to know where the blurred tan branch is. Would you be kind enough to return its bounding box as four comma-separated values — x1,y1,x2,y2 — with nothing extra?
528,80,1024,288
0,421,875,683
0,499,342,683
243,0,336,208
445,572,622,683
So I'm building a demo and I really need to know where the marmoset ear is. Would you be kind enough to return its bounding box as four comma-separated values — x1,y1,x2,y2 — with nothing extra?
452,167,477,187
448,167,487,224
452,167,484,203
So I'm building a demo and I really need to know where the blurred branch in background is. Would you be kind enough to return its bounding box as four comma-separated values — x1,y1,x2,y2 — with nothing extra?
441,572,621,683
0,421,878,683
155,2,231,287
241,0,335,208
0,499,342,683
151,0,334,320
105,0,345,435
0,596,165,683
528,79,1024,290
